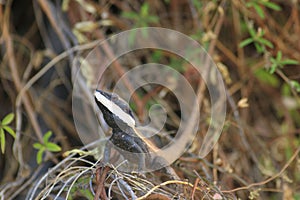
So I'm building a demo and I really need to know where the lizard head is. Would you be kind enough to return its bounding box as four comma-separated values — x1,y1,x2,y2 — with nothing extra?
94,90,136,130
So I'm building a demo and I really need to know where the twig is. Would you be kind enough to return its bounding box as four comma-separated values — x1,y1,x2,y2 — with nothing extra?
222,147,300,193
109,174,138,200
191,178,200,200
2,0,43,142
94,30,144,118
94,166,110,200
16,40,101,107
136,180,196,200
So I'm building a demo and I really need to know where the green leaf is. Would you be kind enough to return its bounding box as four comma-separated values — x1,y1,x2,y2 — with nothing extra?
253,3,265,18
45,142,61,152
254,42,263,53
269,63,277,74
141,3,149,17
280,59,299,65
79,188,94,199
248,27,256,37
239,38,254,48
270,57,276,63
36,149,45,164
2,113,14,126
3,126,16,138
0,129,5,154
122,12,138,20
258,38,273,48
33,142,43,149
43,131,52,143
151,50,162,62
277,51,282,60
261,1,281,11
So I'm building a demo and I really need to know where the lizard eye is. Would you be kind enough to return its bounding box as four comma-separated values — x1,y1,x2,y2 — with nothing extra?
111,93,118,101
124,107,130,113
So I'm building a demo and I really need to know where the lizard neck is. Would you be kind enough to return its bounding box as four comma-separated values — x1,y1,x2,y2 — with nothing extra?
112,126,135,136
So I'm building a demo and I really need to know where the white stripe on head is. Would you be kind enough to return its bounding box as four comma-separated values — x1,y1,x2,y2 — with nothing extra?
94,91,136,128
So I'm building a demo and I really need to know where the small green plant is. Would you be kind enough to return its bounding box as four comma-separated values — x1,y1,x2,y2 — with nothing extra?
190,0,203,12
239,26,273,53
268,51,299,74
33,131,61,164
122,2,159,43
122,3,159,28
0,113,16,153
68,176,94,200
246,0,281,19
